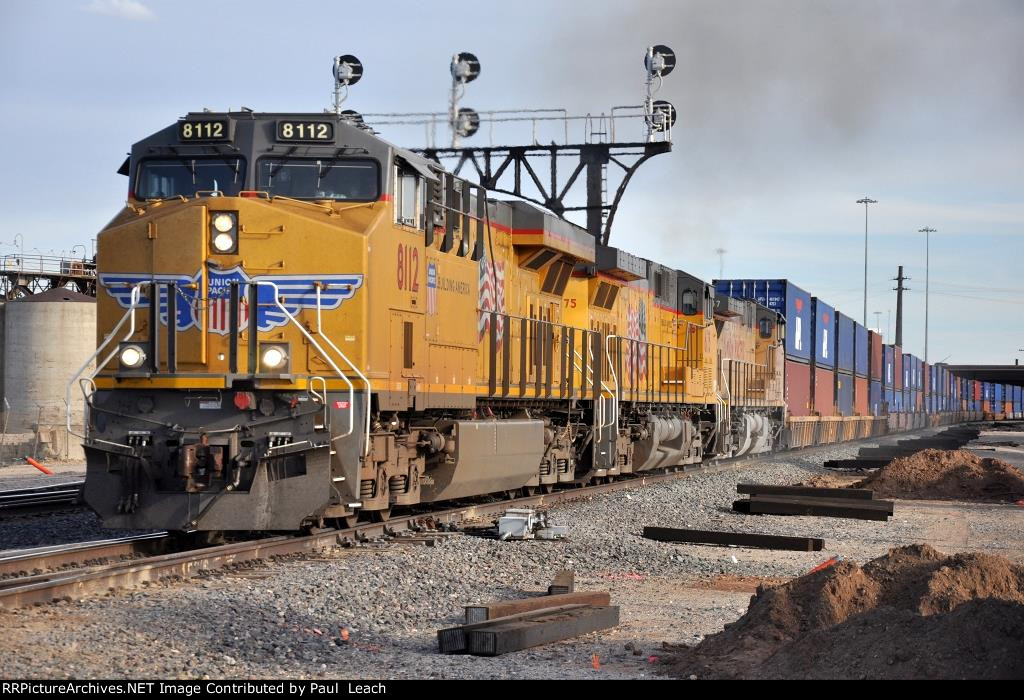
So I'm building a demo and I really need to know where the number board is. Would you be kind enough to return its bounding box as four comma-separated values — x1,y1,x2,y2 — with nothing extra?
276,121,334,142
178,119,230,141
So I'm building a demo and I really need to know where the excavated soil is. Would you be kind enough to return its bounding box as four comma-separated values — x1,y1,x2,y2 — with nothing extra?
665,544,1024,679
854,449,1024,502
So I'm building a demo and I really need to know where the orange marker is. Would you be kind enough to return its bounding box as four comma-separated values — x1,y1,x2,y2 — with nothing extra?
25,457,54,476
807,556,838,574
591,654,600,670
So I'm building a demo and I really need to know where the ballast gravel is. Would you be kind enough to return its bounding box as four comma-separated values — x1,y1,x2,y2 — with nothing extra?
1,429,1022,680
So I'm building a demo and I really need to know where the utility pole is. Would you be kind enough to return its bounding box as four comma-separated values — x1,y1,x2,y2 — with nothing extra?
919,227,935,362
714,248,726,280
893,266,910,348
857,197,877,326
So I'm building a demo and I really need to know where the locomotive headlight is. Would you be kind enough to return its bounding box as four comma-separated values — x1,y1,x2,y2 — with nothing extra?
259,343,289,372
119,344,147,369
210,212,238,253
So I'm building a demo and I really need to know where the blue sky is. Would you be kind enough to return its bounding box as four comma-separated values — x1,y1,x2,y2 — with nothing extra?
1,0,1021,364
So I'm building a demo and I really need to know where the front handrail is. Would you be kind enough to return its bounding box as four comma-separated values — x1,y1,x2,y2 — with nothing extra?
253,280,370,457
64,283,146,439
313,284,372,455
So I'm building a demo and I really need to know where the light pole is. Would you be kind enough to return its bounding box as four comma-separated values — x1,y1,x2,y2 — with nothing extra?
919,227,935,362
873,310,882,333
857,198,877,327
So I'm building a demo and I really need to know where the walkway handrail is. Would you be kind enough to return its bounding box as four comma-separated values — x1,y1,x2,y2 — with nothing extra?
64,283,145,439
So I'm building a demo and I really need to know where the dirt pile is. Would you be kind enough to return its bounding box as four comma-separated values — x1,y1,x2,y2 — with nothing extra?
855,449,1024,502
666,544,1024,679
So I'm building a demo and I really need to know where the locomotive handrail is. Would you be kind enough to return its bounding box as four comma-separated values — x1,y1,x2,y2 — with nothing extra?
250,280,371,457
65,283,145,440
313,283,372,456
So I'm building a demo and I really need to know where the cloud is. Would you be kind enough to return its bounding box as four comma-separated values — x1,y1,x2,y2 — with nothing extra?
83,0,155,21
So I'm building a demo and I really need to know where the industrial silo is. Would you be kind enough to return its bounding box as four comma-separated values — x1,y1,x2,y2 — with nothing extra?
4,289,96,459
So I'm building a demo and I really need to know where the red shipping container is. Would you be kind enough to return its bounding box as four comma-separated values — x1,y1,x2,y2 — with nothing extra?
855,376,868,415
922,363,930,394
892,347,903,390
813,366,835,416
972,381,982,401
982,400,992,413
1005,401,1013,415
869,331,883,382
785,359,811,416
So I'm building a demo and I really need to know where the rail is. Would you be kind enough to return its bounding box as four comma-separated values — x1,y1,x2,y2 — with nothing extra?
0,253,96,278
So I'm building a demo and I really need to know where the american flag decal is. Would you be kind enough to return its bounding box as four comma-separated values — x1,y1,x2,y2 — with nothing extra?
427,262,438,316
209,293,250,334
478,254,506,347
625,300,648,381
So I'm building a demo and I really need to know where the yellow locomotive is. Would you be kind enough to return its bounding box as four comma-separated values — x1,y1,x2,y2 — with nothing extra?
78,110,785,532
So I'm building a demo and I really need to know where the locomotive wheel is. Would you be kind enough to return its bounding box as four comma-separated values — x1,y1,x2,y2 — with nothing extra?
541,483,555,494
520,486,537,497
370,508,391,523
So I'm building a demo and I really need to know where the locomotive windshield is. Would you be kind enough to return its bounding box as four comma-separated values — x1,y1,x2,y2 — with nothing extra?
256,157,379,201
135,157,245,199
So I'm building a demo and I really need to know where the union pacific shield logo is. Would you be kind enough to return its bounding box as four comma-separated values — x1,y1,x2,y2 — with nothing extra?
100,267,364,335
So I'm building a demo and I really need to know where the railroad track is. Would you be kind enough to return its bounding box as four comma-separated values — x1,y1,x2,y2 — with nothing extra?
0,481,86,517
0,424,978,610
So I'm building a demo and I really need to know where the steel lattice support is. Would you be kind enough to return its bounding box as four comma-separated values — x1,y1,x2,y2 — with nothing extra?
418,141,671,246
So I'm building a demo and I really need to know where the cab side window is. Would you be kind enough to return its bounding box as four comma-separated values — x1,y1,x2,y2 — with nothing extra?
395,167,423,229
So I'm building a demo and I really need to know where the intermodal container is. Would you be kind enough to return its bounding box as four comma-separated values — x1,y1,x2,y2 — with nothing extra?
715,279,813,362
870,380,883,416
972,380,981,401
885,386,896,413
855,375,868,415
811,298,836,369
923,363,931,395
983,382,994,402
995,384,1004,404
883,346,894,387
854,323,868,377
836,312,855,373
867,331,882,381
785,358,811,417
836,371,854,416
812,365,835,415
892,346,903,390
914,390,922,412
902,354,912,390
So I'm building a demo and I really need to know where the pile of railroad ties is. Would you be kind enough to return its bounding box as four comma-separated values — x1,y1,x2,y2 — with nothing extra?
437,570,619,656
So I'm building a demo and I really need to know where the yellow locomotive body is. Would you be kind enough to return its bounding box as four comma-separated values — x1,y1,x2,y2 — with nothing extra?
82,112,785,532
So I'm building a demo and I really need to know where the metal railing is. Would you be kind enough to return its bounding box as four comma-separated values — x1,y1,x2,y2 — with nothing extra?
1,254,96,278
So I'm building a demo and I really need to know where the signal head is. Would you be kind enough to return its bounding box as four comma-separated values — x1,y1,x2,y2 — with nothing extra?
450,51,481,83
333,55,364,86
454,107,480,138
650,100,677,131
644,45,676,77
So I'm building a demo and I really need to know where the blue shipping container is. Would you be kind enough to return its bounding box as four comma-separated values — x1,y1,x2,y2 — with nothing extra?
836,313,855,372
855,323,868,377
903,354,912,390
715,279,813,362
812,298,836,368
995,384,1004,403
870,380,883,416
883,346,894,386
